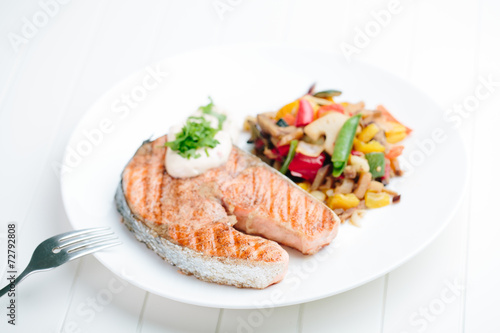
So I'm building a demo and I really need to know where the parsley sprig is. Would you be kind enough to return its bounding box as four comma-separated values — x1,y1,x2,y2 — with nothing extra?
165,98,226,159
200,97,226,130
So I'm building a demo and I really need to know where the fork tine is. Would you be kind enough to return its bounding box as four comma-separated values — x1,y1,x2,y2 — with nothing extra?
57,227,110,242
64,236,119,253
66,241,122,261
57,231,115,249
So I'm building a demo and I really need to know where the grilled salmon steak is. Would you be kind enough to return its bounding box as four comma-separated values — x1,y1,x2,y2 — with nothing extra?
116,135,339,288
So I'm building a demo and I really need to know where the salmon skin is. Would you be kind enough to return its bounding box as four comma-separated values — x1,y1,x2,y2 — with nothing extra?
116,135,339,288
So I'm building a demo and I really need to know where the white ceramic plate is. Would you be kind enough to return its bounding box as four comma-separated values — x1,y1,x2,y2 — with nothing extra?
61,44,467,309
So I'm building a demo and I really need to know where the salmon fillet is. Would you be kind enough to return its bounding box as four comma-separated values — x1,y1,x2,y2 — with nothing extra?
116,135,339,288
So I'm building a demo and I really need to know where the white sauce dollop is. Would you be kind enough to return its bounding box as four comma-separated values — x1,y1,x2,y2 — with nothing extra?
165,109,233,178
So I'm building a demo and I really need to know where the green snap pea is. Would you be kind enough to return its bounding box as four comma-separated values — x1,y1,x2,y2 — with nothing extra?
280,140,298,174
365,152,386,178
331,114,361,177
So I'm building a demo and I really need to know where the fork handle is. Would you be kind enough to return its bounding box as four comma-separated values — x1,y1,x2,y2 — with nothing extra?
0,265,37,298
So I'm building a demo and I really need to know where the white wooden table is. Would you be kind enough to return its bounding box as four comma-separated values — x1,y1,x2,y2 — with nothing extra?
1,0,498,332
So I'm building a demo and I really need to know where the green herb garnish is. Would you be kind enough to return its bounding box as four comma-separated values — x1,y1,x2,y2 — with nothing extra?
165,116,220,159
200,97,226,130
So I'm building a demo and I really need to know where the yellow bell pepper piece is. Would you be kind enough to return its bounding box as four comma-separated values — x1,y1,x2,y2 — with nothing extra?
312,102,320,117
386,132,407,143
327,193,360,210
385,122,407,143
353,138,386,153
276,100,299,120
386,121,406,133
297,182,311,192
365,191,391,208
357,123,380,143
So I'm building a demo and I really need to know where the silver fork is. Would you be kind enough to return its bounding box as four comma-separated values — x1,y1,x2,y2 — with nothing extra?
0,227,120,298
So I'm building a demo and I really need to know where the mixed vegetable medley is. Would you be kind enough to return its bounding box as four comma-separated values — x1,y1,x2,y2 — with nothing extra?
244,85,411,225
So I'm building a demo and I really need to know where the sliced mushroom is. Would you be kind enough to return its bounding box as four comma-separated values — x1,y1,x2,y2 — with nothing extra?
391,158,404,176
270,136,280,147
344,102,365,115
358,200,367,210
257,114,282,137
339,208,356,223
272,160,283,171
360,117,374,127
263,148,280,160
334,178,354,194
243,116,257,131
311,164,331,191
353,172,372,199
333,208,344,215
382,187,398,196
319,176,334,191
247,119,265,144
277,127,304,146
373,129,390,150
343,165,357,179
257,113,304,147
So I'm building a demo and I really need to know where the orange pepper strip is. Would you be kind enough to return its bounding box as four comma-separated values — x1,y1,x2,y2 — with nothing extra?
282,113,296,126
376,105,412,134
385,145,404,159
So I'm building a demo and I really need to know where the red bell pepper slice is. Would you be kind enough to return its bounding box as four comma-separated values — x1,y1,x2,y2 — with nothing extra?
270,144,290,162
382,158,391,180
295,99,314,127
254,138,265,150
288,152,326,181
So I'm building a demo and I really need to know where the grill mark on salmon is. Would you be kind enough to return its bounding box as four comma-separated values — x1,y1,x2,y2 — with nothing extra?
116,135,339,288
221,159,340,255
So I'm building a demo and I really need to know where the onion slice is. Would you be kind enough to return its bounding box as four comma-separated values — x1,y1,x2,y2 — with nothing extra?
295,141,324,157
